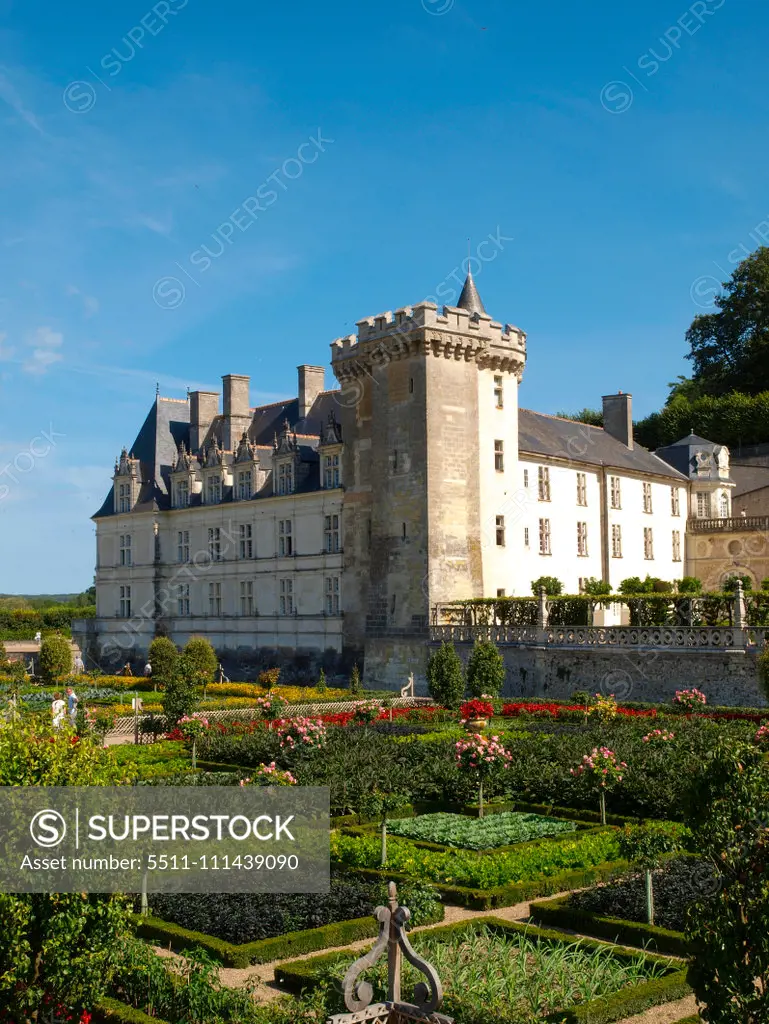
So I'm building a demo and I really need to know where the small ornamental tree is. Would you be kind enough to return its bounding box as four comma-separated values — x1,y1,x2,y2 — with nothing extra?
570,747,627,825
316,667,328,693
239,762,297,786
255,692,289,722
161,656,200,727
351,700,383,725
722,573,753,593
465,639,505,699
582,577,612,597
591,693,618,724
531,575,563,596
38,635,72,684
426,642,464,710
685,740,769,1023
618,822,688,925
674,688,707,712
277,717,327,752
147,635,178,692
349,663,363,695
678,576,703,594
455,733,512,817
181,636,218,689
177,713,209,768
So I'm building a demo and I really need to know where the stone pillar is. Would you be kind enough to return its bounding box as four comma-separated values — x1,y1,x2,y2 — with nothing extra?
733,580,747,649
537,587,548,629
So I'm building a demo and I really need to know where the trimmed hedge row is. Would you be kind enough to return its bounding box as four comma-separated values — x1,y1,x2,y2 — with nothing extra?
275,916,691,1024
336,854,632,910
530,893,690,956
94,998,166,1024
133,901,445,968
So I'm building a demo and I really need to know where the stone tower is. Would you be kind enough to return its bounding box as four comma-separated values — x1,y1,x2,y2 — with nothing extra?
331,271,526,685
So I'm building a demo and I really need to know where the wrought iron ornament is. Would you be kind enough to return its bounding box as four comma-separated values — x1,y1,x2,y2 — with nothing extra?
326,882,453,1024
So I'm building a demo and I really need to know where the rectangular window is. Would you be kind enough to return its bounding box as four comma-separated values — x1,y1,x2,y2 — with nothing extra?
279,520,293,557
577,521,588,557
696,492,711,518
643,481,653,514
524,526,529,547
495,515,505,547
644,527,654,560
324,514,340,553
279,578,294,616
538,518,551,555
610,476,621,509
576,472,587,506
237,470,252,501
493,375,504,409
671,487,680,517
523,468,529,488
325,576,340,615
494,440,504,472
278,462,294,495
118,483,131,513
208,581,221,616
208,527,221,562
496,588,506,598
611,523,622,558
240,580,254,616
176,480,189,508
672,530,682,562
324,454,341,489
719,492,730,518
119,585,131,618
177,583,190,617
119,534,132,566
177,530,189,563
538,466,551,501
207,476,221,504
239,524,253,559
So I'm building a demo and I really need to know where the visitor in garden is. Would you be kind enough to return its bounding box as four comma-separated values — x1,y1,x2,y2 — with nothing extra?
34,630,41,644
66,686,78,726
143,660,152,678
73,654,84,674
51,692,65,730
123,662,133,676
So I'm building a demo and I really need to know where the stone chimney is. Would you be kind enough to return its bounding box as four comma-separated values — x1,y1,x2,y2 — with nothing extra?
189,390,219,453
602,392,633,450
298,365,325,419
222,374,251,451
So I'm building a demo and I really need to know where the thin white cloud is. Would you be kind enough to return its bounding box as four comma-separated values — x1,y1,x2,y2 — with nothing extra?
66,284,99,317
23,325,63,375
129,213,174,236
0,68,43,135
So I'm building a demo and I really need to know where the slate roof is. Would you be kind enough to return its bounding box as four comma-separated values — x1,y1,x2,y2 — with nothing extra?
456,269,487,316
518,409,687,480
93,391,341,519
731,464,769,497
654,433,733,482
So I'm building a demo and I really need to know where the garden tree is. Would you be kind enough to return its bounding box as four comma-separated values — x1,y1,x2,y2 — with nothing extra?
161,655,201,726
359,760,412,866
685,739,769,1023
677,576,703,594
0,718,135,1020
555,408,603,426
465,639,505,699
147,635,179,691
181,636,218,688
618,575,672,595
531,576,563,596
686,247,769,397
635,389,769,451
38,635,72,684
722,574,753,592
349,663,362,695
426,642,464,710
581,578,612,597
617,822,688,926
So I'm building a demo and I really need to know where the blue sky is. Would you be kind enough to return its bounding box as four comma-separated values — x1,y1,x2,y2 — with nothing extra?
1,0,767,592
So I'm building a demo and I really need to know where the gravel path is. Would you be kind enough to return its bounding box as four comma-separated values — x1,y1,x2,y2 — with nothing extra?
615,994,699,1023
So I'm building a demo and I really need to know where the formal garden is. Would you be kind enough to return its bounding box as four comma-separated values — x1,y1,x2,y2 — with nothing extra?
1,633,767,1023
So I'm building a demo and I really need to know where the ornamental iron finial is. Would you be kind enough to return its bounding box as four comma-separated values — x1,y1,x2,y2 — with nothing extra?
326,883,453,1024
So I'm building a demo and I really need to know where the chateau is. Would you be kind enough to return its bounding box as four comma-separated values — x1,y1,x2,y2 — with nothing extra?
88,271,738,686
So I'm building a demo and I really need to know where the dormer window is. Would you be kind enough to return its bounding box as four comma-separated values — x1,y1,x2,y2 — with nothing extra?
175,480,189,508
117,483,131,513
237,470,253,500
277,462,294,496
207,476,222,504
324,454,340,489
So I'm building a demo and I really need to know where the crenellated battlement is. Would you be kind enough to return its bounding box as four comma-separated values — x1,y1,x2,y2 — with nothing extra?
331,297,526,376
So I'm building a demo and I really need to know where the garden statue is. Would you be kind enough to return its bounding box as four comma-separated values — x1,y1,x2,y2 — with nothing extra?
327,882,453,1024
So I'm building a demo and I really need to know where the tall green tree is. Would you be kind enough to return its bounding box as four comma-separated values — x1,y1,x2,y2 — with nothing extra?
426,643,464,709
38,635,72,684
686,247,769,396
465,639,505,699
147,635,179,690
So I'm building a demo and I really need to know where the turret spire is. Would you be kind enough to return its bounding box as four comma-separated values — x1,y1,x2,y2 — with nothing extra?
457,266,487,316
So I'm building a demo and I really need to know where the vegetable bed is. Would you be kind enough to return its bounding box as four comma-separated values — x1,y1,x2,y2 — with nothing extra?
387,811,577,850
277,918,691,1024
